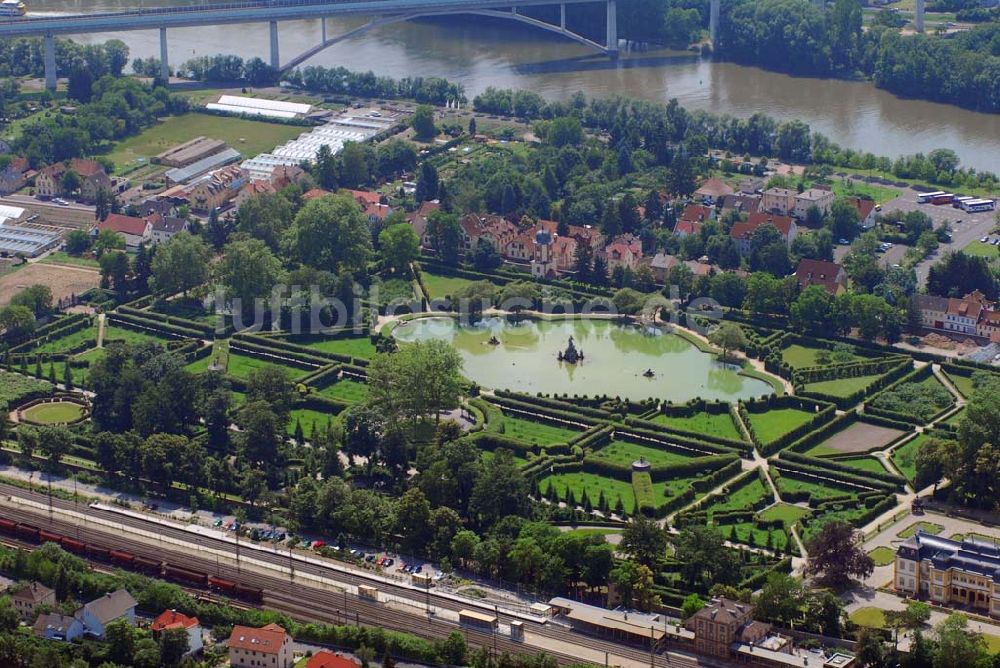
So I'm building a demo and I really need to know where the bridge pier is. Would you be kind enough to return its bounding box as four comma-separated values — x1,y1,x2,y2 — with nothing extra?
915,0,925,32
321,17,326,43
269,20,280,70
159,27,169,82
560,3,565,30
605,0,617,57
44,33,56,92
709,0,719,46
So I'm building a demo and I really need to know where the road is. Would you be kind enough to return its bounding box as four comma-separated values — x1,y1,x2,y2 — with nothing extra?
0,483,732,668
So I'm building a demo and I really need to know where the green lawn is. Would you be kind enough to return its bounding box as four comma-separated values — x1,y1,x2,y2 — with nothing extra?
719,522,791,552
747,408,815,444
943,371,977,399
633,471,655,510
104,113,305,172
836,455,889,475
775,472,854,501
26,322,97,355
496,414,580,446
287,407,338,437
318,379,369,403
949,532,999,544
961,240,999,261
40,251,100,268
830,180,898,205
651,411,742,441
897,521,944,538
781,344,858,369
591,440,704,468
850,607,887,629
891,434,934,483
102,325,171,346
802,373,886,398
421,271,481,300
292,335,377,360
226,353,304,381
185,355,216,375
758,502,811,526
21,401,84,424
540,472,637,513
868,546,896,567
704,478,771,517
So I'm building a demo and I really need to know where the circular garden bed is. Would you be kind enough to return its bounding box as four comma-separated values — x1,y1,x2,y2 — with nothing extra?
17,396,89,426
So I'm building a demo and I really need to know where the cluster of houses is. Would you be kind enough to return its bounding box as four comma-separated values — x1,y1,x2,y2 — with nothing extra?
10,580,356,668
915,290,1000,343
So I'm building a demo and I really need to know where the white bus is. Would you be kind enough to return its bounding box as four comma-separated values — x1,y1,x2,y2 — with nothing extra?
962,199,996,214
917,191,947,204
953,196,975,209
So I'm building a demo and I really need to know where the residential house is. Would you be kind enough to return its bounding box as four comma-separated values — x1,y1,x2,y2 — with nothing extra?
896,530,1000,617
978,311,1000,343
94,213,152,250
0,156,30,195
406,199,439,245
729,213,798,254
35,159,113,202
148,214,189,245
188,165,247,213
75,589,137,639
649,252,680,283
234,179,277,209
458,214,518,255
33,614,84,642
694,177,734,204
795,258,847,295
792,187,835,219
686,598,771,659
302,188,331,201
602,234,643,275
914,295,950,331
136,198,177,219
307,651,359,668
760,188,797,216
505,222,580,275
270,164,307,190
945,291,989,336
228,623,294,668
738,177,765,195
846,196,878,229
673,219,703,237
342,189,393,225
151,609,203,657
11,582,55,620
719,193,761,217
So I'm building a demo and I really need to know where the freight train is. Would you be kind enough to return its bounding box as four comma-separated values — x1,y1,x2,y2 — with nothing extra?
0,518,264,603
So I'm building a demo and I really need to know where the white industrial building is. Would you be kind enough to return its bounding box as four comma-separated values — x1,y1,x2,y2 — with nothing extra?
206,95,313,120
0,205,60,257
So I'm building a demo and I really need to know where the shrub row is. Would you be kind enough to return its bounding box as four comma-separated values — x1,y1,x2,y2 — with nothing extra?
779,450,906,488
623,416,747,450
236,332,359,365
10,314,91,353
298,364,344,388
783,411,858,454
582,452,738,483
489,392,610,425
741,402,837,456
796,359,912,409
740,556,792,591
771,459,896,494
789,356,909,385
615,426,740,456
300,395,353,415
117,305,214,337
231,336,334,367
107,312,201,340
228,344,321,371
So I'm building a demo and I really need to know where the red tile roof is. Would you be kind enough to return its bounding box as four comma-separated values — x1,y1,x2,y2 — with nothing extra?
680,204,712,223
695,177,734,199
308,651,360,668
98,213,148,236
674,220,702,236
228,623,287,654
731,213,795,240
302,188,331,201
345,189,381,206
846,196,876,220
68,158,106,178
795,258,846,294
151,610,199,632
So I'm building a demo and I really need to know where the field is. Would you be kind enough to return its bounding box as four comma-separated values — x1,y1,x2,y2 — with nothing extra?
540,471,637,513
592,440,704,468
801,373,886,398
21,401,85,424
651,411,742,440
746,408,815,444
104,113,305,171
867,546,896,567
421,271,480,300
495,414,580,446
318,379,369,403
292,335,377,360
781,344,857,369
897,521,944,538
802,422,904,456
0,263,100,307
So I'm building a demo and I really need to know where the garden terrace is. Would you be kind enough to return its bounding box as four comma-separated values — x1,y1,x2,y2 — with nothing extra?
794,416,909,458
647,410,742,442
795,357,913,409
891,430,955,484
473,398,586,448
235,331,373,366
739,395,835,455
865,365,956,425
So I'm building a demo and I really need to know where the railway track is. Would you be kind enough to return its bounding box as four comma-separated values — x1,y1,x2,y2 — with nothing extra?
0,485,724,668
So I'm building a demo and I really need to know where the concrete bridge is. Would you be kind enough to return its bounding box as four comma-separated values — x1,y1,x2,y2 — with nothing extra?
0,0,640,90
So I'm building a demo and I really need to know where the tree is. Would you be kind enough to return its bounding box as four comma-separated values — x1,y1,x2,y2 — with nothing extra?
158,627,190,667
856,627,887,668
469,448,531,528
611,560,660,611
415,161,439,202
65,229,91,255
38,425,73,468
681,593,705,620
471,238,502,272
933,614,989,668
10,284,53,317
667,148,696,197
99,251,131,298
708,322,747,362
544,116,583,147
235,192,293,251
827,198,861,242
620,514,667,567
928,252,998,301
217,239,285,311
105,618,136,666
60,169,82,197
287,194,373,273
0,304,35,341
367,339,463,424
396,488,433,552
339,141,370,188
411,105,437,140
94,228,125,257
425,210,462,266
673,525,740,589
803,520,874,589
791,285,834,332
754,572,806,627
150,232,210,296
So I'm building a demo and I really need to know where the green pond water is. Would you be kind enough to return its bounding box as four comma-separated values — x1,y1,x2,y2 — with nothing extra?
392,317,775,402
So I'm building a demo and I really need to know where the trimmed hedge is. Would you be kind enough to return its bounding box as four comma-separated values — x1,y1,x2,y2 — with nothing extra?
236,332,363,365
107,312,202,340
489,392,610,426
115,306,213,337
771,458,897,494
615,426,739,456
796,359,913,409
582,452,738,482
623,415,747,451
740,395,836,456
779,450,906,488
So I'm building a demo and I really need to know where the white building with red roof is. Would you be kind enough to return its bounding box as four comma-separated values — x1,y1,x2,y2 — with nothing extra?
151,609,202,657
730,213,797,254
94,213,152,249
228,623,293,668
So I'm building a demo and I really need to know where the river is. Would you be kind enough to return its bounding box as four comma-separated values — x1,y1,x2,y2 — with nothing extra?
33,0,1000,172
